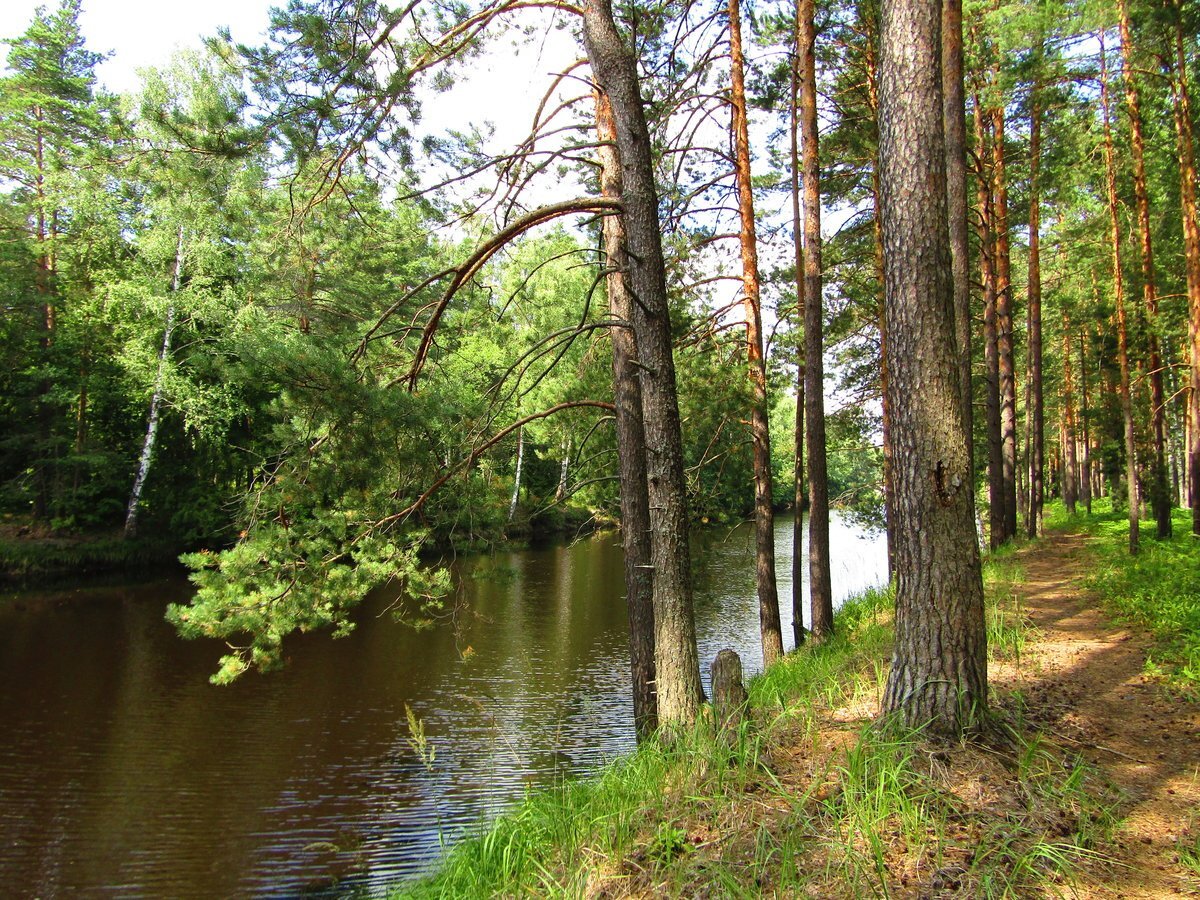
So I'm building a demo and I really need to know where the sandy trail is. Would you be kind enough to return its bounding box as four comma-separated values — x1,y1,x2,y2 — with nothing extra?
994,529,1200,897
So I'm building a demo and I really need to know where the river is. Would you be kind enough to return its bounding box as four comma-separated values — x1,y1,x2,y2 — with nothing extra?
0,514,886,897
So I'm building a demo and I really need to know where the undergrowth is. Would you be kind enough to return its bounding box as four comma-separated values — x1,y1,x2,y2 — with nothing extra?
1068,499,1200,696
396,563,1117,898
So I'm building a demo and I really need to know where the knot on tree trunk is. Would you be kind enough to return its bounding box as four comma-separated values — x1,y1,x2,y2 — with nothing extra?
710,648,749,740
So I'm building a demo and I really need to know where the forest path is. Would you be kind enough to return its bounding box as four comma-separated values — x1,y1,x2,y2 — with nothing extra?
993,527,1200,897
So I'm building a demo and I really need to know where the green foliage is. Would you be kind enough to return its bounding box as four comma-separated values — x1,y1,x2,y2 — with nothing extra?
172,523,448,684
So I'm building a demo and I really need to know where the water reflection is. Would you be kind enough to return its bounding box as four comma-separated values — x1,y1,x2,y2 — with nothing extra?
0,514,885,896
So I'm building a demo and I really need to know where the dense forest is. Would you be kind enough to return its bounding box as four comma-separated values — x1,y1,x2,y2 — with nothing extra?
2,0,1198,736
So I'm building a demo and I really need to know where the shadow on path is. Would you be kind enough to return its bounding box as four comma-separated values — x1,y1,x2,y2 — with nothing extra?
991,529,1200,898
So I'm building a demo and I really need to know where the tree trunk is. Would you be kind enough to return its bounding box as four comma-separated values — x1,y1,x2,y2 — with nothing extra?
789,1,807,647
710,649,749,740
583,0,705,727
798,0,833,640
1169,0,1200,536
974,99,1004,548
1100,33,1140,554
877,0,987,734
125,226,185,539
729,0,783,666
1026,86,1044,537
1062,314,1078,516
992,105,1018,542
1080,327,1093,514
1117,0,1171,539
508,423,524,523
555,433,571,503
595,91,657,740
943,0,972,462
861,14,896,578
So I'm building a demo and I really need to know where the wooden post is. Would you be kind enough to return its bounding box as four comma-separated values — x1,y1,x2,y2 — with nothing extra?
710,649,749,738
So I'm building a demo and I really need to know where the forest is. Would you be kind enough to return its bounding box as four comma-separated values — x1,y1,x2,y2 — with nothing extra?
2,0,1200,747
6,0,1200,894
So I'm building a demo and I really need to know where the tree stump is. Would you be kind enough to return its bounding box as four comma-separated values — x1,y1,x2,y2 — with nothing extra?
710,649,749,738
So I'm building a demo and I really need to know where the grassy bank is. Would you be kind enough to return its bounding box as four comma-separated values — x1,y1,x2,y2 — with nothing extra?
1064,499,1200,697
395,554,1116,898
0,531,182,582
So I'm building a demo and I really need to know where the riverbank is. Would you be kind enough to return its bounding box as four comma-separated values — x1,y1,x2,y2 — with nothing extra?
0,503,609,585
0,520,182,584
396,508,1200,897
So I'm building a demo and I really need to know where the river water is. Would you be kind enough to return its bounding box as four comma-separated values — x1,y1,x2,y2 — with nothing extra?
0,515,886,897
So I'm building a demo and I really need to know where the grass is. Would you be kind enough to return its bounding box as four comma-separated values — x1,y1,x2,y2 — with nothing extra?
393,566,1119,899
1064,498,1200,696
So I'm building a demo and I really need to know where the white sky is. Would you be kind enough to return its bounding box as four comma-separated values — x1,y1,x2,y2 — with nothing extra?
0,0,274,95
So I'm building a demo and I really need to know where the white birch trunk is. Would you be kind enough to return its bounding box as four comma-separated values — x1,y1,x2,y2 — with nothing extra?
507,424,524,523
555,433,571,502
124,226,184,538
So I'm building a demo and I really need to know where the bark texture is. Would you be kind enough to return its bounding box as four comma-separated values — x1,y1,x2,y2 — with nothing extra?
1100,33,1140,554
798,0,833,640
1061,315,1078,516
877,0,987,733
583,0,704,726
125,225,185,538
1169,0,1200,536
992,106,1018,542
595,91,657,740
1118,0,1171,539
1026,88,1044,538
729,0,783,665
974,100,1004,549
942,0,972,459
789,0,807,647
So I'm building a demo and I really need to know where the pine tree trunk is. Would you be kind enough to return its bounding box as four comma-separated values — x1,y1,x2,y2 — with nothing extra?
877,0,987,734
943,0,972,462
1080,327,1093,514
1100,33,1140,554
798,0,833,640
125,226,185,539
1118,0,1171,539
789,2,808,647
1062,315,1078,515
1026,89,1044,537
992,106,1018,542
730,0,783,665
974,99,1005,548
1169,0,1200,536
595,91,657,739
861,15,896,579
583,0,704,727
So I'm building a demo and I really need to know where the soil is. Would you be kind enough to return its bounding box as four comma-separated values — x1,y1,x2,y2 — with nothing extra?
991,528,1200,897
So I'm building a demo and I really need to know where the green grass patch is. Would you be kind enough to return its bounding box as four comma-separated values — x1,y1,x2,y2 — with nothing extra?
1063,499,1200,696
983,555,1030,664
393,566,1119,898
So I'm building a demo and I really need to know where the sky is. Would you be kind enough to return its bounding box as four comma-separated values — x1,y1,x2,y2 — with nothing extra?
0,0,581,144
0,0,274,95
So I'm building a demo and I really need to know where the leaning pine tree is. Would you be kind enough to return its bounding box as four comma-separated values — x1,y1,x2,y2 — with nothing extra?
876,0,987,733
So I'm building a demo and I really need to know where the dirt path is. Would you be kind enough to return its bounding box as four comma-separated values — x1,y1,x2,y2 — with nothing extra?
994,529,1200,897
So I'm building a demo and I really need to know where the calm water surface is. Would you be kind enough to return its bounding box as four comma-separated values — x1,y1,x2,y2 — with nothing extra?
0,515,885,897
